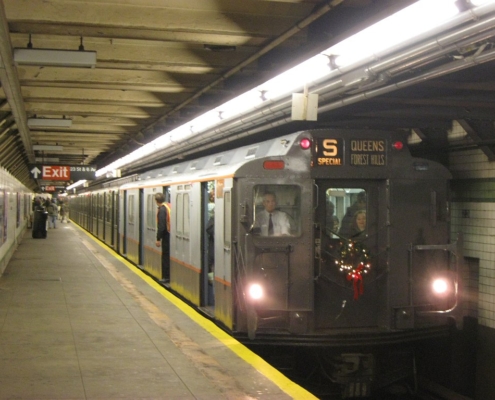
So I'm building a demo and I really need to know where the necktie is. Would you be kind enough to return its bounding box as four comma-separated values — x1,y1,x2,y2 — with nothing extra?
268,213,274,235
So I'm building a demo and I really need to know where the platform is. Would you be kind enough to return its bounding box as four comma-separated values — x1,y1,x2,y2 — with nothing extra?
0,222,315,399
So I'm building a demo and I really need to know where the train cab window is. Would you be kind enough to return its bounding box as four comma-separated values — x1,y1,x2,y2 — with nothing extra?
252,185,301,236
326,188,367,240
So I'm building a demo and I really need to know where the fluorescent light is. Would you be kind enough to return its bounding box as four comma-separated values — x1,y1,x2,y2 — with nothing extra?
14,48,96,68
33,145,64,151
67,180,87,190
470,0,495,5
35,157,60,162
330,0,460,68
28,118,72,128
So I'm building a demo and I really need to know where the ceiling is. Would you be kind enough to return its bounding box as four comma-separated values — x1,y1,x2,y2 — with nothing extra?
1,0,495,192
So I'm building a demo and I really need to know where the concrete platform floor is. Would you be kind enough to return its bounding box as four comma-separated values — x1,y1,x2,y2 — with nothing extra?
0,222,315,399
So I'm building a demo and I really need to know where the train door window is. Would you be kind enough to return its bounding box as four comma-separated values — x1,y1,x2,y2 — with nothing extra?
146,194,155,228
105,193,111,222
183,192,190,240
252,185,301,236
326,188,367,240
128,194,135,224
98,194,104,220
176,193,183,236
224,191,231,248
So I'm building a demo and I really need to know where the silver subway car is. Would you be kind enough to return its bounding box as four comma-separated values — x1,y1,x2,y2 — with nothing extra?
70,129,463,395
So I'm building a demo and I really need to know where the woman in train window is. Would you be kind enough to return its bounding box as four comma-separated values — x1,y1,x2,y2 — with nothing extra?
338,191,366,238
348,209,367,240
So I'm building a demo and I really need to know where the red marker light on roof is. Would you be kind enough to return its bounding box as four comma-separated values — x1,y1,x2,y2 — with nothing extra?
263,160,285,170
300,138,312,150
392,141,404,150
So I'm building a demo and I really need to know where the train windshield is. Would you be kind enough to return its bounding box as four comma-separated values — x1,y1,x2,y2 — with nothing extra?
325,188,367,240
252,185,301,237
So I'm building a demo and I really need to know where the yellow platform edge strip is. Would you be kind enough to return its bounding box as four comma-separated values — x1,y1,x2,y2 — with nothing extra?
78,225,318,400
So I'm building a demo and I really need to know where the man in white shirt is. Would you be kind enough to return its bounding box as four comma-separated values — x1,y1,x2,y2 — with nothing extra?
254,192,291,236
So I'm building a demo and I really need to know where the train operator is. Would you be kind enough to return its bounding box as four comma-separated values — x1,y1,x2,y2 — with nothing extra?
254,192,291,236
155,193,171,282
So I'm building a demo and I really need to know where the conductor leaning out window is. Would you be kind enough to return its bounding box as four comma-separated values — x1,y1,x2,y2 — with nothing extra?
155,193,171,282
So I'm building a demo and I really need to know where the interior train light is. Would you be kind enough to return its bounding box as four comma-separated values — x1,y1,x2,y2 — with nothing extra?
300,138,312,150
263,160,285,170
392,141,404,150
248,283,263,300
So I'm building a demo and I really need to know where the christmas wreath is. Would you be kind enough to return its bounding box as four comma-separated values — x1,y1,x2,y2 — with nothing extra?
335,239,371,300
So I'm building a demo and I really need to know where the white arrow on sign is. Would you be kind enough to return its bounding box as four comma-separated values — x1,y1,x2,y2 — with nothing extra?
31,166,41,178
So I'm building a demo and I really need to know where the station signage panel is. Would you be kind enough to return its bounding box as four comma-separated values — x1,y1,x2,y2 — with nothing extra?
29,164,97,181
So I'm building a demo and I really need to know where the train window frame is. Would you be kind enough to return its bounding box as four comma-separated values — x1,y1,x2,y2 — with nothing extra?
252,184,301,237
224,191,231,248
325,188,367,240
146,194,155,229
105,192,111,223
176,193,183,236
128,194,135,224
183,192,190,239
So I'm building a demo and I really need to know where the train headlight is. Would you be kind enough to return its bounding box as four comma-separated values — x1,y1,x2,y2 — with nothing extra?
432,278,449,295
430,272,456,298
248,283,264,300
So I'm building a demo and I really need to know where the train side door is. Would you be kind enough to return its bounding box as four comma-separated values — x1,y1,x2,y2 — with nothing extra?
142,187,166,280
175,184,192,274
314,180,385,329
125,189,140,265
201,181,215,309
120,190,126,255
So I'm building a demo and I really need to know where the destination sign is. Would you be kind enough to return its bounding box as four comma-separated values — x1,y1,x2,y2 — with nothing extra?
349,139,387,166
29,164,97,181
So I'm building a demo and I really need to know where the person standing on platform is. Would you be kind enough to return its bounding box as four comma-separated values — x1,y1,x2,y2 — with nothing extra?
155,193,171,282
47,198,58,229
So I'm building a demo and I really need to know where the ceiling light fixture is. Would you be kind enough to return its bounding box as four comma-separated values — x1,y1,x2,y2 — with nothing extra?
14,35,96,68
33,145,64,151
28,118,72,128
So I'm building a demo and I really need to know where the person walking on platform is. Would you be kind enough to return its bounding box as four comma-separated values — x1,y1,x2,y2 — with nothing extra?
59,202,68,223
47,198,58,229
155,193,171,282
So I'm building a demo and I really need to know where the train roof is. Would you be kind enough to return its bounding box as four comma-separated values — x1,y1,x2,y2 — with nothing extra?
119,132,305,189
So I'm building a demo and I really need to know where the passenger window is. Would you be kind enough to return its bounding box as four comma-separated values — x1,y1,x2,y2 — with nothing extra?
252,185,301,236
105,193,111,222
224,191,231,247
326,188,367,240
176,193,183,235
183,193,190,239
146,194,155,228
128,194,135,224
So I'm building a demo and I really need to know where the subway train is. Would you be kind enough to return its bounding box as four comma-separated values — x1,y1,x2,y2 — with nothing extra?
69,129,464,396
